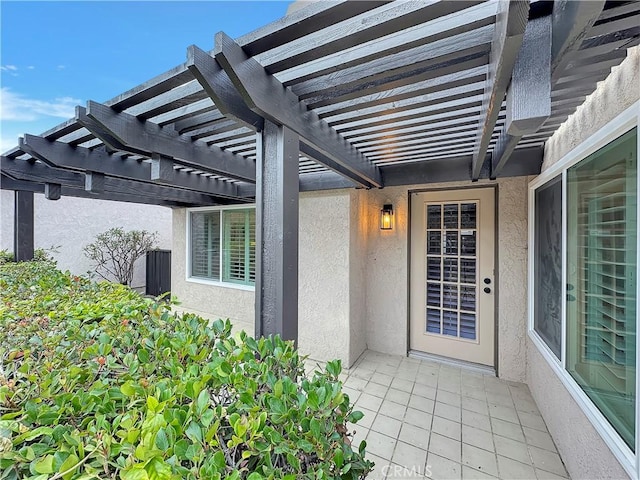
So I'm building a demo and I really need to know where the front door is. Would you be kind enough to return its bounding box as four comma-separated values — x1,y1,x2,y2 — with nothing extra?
410,188,495,367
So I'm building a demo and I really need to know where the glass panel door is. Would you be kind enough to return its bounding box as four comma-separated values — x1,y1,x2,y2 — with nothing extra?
425,202,478,340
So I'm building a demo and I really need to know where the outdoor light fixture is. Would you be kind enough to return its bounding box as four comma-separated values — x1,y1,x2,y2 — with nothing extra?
380,204,394,230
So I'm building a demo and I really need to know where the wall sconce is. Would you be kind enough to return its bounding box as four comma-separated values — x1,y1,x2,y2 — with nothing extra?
380,204,394,230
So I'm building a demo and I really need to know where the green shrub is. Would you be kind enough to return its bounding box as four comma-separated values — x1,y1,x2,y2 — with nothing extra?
0,262,372,479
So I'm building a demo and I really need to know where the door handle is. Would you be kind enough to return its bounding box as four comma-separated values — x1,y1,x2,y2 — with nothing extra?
483,287,491,294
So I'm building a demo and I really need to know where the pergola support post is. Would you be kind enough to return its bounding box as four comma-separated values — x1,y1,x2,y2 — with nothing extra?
255,120,299,343
14,190,34,262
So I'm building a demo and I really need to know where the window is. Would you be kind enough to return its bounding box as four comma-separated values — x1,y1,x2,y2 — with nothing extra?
566,128,637,450
189,207,255,287
530,112,638,473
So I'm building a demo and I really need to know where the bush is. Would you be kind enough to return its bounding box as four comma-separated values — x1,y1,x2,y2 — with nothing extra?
0,262,373,479
84,228,158,286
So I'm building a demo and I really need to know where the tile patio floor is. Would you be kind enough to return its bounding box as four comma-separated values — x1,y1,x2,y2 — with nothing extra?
312,350,570,480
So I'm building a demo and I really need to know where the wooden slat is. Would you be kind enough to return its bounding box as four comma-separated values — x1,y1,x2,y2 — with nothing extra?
471,0,529,180
214,32,383,188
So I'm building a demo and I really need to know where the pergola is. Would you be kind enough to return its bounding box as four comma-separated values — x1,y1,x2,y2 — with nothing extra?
2,0,639,341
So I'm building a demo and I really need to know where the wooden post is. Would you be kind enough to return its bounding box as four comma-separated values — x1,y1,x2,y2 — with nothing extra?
14,190,34,261
255,120,299,343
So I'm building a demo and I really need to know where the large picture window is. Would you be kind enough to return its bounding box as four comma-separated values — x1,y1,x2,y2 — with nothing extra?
189,207,256,287
530,116,638,469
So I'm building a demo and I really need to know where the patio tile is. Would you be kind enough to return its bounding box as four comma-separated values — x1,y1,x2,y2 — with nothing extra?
437,390,462,408
462,396,489,416
428,432,462,464
379,363,401,375
439,378,462,395
496,456,537,480
485,392,514,408
399,423,430,450
372,414,403,439
365,453,389,480
462,443,498,477
462,410,492,433
487,403,520,424
461,373,486,388
517,411,547,432
367,381,390,399
523,426,557,452
413,382,437,400
345,376,369,391
535,468,569,479
386,464,427,479
432,415,462,441
435,402,462,422
462,384,487,401
415,372,439,387
352,427,369,448
409,395,435,413
427,453,462,480
462,465,499,480
492,435,531,465
528,446,568,477
387,388,412,406
357,393,384,412
392,377,415,393
491,418,525,443
353,407,377,429
392,441,427,471
405,407,433,430
462,425,494,452
513,397,541,414
380,399,407,421
396,367,419,382
371,372,395,387
351,367,375,381
366,430,397,461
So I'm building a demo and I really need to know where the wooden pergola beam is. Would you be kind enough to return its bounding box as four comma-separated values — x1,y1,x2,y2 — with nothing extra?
212,33,383,188
471,0,529,180
491,0,606,177
20,134,244,199
77,102,256,182
188,45,362,188
1,157,224,206
13,190,34,261
1,174,188,207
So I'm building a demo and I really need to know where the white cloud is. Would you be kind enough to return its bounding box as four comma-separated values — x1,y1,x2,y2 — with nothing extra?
0,65,18,72
0,135,18,154
27,66,35,70
56,65,65,70
0,87,81,122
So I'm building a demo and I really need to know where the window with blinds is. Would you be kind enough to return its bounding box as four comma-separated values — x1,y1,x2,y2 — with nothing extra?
190,211,220,279
222,209,256,285
567,127,637,450
189,208,255,287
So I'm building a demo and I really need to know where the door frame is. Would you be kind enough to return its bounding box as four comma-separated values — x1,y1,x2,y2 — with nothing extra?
407,184,500,374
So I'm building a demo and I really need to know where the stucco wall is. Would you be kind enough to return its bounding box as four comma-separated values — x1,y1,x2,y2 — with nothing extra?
362,178,529,382
527,45,640,480
171,208,255,334
0,191,172,288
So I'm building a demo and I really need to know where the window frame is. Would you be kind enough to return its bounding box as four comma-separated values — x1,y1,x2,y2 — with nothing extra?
186,204,256,291
528,101,640,479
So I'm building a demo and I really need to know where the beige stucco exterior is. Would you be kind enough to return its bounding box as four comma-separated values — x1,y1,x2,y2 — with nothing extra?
526,45,640,480
172,176,529,381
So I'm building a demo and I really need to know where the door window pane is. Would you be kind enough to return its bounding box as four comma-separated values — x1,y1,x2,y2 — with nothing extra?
566,127,637,451
427,205,442,229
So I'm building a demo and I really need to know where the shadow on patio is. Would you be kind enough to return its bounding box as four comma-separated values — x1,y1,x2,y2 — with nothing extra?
308,351,569,480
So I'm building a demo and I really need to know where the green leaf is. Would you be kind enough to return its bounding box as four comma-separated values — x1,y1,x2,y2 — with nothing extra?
120,381,136,397
155,429,169,451
310,418,321,438
196,389,209,414
333,448,344,468
120,467,149,480
247,473,263,480
145,457,172,480
348,410,365,423
33,455,55,474
173,439,189,459
185,421,202,444
58,454,79,480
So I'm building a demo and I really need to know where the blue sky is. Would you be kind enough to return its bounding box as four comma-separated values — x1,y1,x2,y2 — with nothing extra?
0,1,289,152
